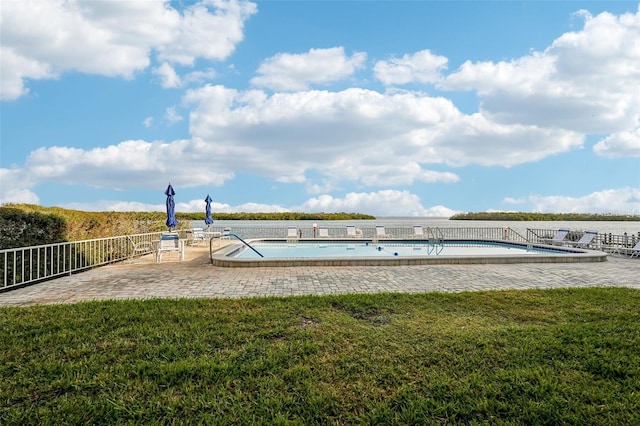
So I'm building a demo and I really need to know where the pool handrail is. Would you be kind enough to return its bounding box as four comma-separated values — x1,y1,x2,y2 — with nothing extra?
225,233,264,258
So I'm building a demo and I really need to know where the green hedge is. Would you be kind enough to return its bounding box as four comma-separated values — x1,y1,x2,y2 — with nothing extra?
0,207,67,249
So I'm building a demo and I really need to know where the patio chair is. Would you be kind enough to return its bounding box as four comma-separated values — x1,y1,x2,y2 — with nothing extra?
566,230,598,248
221,228,232,240
613,240,640,258
287,226,299,239
318,226,329,238
186,228,206,246
346,225,357,238
413,225,424,238
544,228,570,245
156,232,185,263
127,236,155,262
375,225,389,238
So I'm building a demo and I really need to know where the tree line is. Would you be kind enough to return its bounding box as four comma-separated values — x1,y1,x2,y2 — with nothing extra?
450,212,640,221
0,204,375,248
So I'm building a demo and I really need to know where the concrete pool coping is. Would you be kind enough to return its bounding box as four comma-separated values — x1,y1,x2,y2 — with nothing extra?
210,238,608,267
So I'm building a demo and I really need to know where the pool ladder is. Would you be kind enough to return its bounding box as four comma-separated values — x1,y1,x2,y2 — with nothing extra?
426,227,444,244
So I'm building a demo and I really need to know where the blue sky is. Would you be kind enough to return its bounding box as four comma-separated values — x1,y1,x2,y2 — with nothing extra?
1,0,640,217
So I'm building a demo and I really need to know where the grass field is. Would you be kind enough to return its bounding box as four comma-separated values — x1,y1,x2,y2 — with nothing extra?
2,288,639,425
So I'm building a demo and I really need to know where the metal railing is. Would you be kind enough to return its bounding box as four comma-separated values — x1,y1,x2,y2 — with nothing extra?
1,232,163,291
527,228,640,252
204,225,528,242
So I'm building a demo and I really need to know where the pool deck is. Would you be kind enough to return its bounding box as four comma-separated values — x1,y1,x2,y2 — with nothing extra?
1,245,638,306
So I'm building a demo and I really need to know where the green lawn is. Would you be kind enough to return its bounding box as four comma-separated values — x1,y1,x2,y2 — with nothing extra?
2,288,639,425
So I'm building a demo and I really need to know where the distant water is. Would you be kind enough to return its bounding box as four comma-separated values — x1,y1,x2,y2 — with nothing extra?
191,217,640,238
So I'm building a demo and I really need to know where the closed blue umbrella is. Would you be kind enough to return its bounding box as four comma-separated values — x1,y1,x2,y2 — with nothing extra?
165,184,178,230
204,194,214,228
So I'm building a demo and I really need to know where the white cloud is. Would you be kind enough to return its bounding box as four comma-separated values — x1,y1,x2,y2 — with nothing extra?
374,49,448,86
296,190,456,217
306,181,337,195
143,117,154,128
23,139,234,190
157,0,257,66
153,63,182,88
442,6,640,135
0,47,56,101
60,200,166,213
59,192,452,217
165,107,183,124
183,68,217,85
593,128,640,158
0,168,39,205
250,47,367,91
0,0,256,99
505,187,640,214
183,85,582,190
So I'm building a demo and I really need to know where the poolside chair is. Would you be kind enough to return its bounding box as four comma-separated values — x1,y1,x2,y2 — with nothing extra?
287,226,299,239
375,225,389,238
318,226,329,238
613,240,640,258
413,225,424,238
127,235,155,262
346,225,357,238
221,228,232,240
186,227,206,246
566,230,598,248
156,232,185,263
544,228,570,245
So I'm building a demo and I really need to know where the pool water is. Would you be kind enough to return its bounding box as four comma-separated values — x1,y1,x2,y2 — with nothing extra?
232,240,570,259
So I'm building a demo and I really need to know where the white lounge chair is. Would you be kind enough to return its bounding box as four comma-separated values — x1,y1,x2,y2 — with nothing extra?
375,225,389,238
156,232,184,262
221,228,232,240
613,240,640,258
566,230,598,248
544,228,570,245
287,226,299,239
186,228,206,246
346,225,357,238
127,235,154,262
413,225,424,238
318,226,329,238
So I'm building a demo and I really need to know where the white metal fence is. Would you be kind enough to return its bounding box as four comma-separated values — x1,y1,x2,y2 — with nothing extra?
204,225,528,241
1,232,163,291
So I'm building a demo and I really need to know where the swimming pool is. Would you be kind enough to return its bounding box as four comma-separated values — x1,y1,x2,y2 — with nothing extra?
211,239,607,267
235,241,566,258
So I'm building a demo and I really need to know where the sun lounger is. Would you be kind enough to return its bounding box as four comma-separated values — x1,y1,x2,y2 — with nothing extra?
375,225,389,238
543,228,570,245
287,226,299,239
413,225,424,238
613,240,640,257
318,226,329,238
566,230,598,248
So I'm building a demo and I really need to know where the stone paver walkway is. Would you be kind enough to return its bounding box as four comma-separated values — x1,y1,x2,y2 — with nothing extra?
1,247,638,306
